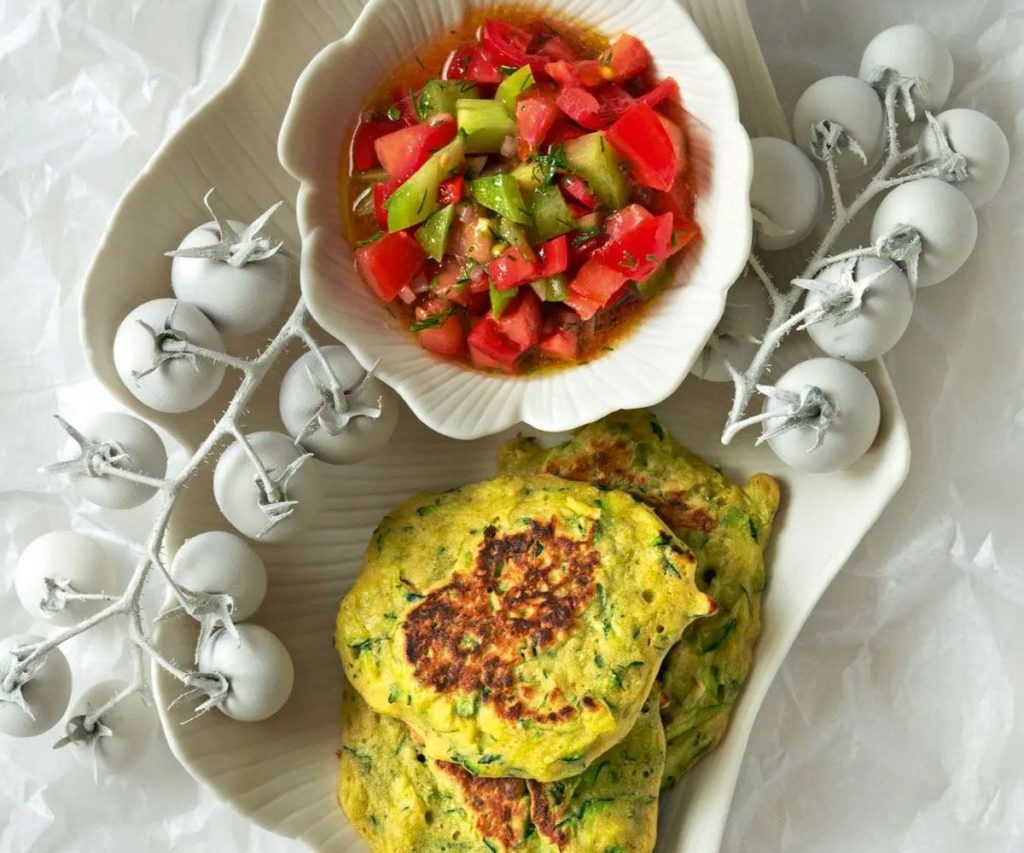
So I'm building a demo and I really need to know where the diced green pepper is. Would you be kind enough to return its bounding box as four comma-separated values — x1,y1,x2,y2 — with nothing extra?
385,138,464,232
468,174,532,225
457,98,517,154
532,185,575,241
495,65,535,114
564,132,628,209
490,282,518,318
415,204,456,260
417,79,479,119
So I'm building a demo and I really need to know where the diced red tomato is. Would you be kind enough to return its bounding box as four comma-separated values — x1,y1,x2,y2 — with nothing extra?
555,87,608,130
539,328,579,360
352,118,404,171
658,115,687,175
468,317,521,370
431,257,471,306
438,175,464,205
479,21,532,68
638,78,680,109
417,312,467,357
545,60,579,88
466,290,491,315
496,289,543,349
538,235,568,276
559,174,598,209
672,218,701,253
466,49,504,85
654,180,698,229
569,258,628,309
603,34,650,80
563,287,604,321
536,35,577,62
443,45,475,80
372,178,401,230
355,231,426,302
375,115,457,182
605,203,653,241
606,102,677,191
485,246,540,291
572,60,608,87
546,118,588,145
543,59,608,88
516,92,559,158
566,231,605,267
394,90,420,126
593,211,674,278
593,84,635,121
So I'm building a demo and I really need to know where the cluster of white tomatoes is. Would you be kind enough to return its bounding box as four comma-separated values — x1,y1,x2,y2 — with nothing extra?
693,24,1008,473
2,196,399,754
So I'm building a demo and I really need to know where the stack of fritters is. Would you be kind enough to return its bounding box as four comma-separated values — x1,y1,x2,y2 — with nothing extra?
336,411,780,851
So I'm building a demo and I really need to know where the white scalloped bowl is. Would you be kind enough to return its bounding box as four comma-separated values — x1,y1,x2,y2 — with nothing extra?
279,0,751,440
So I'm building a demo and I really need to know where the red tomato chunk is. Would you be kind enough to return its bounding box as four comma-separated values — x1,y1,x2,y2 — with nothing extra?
375,116,457,182
606,102,678,191
355,231,426,302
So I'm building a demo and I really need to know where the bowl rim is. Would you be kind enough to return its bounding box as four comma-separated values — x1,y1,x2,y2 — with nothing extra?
279,0,753,440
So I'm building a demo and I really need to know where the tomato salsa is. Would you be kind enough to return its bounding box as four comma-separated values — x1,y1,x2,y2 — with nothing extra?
343,8,699,373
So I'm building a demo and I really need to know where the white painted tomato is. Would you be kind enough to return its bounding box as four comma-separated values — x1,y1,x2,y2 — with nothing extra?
859,25,953,111
761,357,881,473
213,431,325,543
171,220,292,337
67,412,167,510
65,679,152,771
792,76,884,180
805,256,915,362
918,109,1010,208
691,275,771,382
870,178,977,287
197,624,294,722
15,531,117,627
750,137,823,251
278,346,399,465
113,298,226,413
170,531,267,622
0,635,72,738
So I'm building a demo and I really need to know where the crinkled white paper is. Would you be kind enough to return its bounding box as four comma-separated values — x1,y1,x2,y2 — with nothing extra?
1,0,1023,851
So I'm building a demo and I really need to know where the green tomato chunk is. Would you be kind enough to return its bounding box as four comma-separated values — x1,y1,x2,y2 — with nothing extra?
417,80,479,120
495,65,535,114
489,282,518,318
385,138,464,232
468,174,532,225
415,204,456,261
456,98,516,154
563,132,628,209
532,184,575,241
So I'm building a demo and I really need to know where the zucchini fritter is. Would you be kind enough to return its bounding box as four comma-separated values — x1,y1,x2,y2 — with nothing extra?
339,682,665,852
336,474,712,782
498,410,780,787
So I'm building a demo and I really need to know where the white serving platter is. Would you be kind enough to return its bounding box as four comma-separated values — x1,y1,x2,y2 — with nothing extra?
78,1,910,851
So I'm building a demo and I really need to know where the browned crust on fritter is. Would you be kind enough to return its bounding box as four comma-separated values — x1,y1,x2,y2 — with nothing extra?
435,761,530,850
539,438,720,535
526,779,570,849
541,438,644,488
403,518,600,723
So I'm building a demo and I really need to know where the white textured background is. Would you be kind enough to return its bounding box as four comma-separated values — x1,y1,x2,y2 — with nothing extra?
2,0,1023,851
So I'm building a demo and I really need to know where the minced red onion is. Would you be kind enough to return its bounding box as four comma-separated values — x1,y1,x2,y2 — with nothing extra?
500,135,518,159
